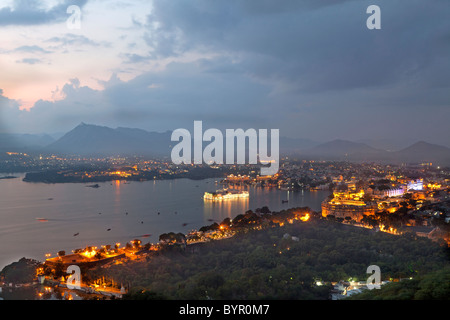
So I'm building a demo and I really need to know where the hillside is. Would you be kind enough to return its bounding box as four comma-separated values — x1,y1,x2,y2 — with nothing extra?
45,123,172,157
295,139,450,166
391,141,450,165
300,139,388,161
87,217,449,300
0,133,55,151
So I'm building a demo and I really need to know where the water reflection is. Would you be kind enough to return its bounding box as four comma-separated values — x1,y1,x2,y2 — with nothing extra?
203,197,250,222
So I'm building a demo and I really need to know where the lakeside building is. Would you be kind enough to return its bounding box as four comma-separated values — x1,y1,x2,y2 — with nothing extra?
204,189,249,201
321,186,377,222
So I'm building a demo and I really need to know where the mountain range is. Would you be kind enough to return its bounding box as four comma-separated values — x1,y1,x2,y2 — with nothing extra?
295,139,450,165
1,123,449,166
45,123,172,157
0,133,55,152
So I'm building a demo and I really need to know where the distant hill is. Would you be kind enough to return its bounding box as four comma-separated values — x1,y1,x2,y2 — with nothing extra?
292,139,450,166
0,133,55,152
390,141,450,165
45,123,172,157
299,139,389,161
355,138,414,152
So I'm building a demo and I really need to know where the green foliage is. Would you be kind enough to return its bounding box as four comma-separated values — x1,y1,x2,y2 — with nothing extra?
348,265,450,300
86,219,449,300
0,258,40,284
123,288,168,300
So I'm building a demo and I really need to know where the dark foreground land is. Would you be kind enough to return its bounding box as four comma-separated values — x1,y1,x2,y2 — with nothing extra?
94,219,450,300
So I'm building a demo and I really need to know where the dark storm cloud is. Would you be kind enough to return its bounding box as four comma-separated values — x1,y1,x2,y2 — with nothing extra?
3,0,449,146
145,0,450,93
102,61,272,130
134,0,449,145
0,0,88,26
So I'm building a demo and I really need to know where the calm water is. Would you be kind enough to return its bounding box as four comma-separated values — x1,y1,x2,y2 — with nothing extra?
0,175,329,270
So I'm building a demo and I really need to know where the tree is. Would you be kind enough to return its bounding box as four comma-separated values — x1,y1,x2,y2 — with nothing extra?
197,271,225,290
403,193,412,200
408,199,417,208
400,201,408,208
260,206,271,214
221,217,232,227
0,258,40,284
95,251,103,260
53,260,65,280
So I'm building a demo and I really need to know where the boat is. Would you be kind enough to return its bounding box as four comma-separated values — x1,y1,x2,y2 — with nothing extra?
139,234,151,238
203,189,249,201
86,184,100,188
36,218,48,222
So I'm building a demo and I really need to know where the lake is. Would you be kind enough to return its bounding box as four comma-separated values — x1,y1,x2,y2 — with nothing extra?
0,175,329,270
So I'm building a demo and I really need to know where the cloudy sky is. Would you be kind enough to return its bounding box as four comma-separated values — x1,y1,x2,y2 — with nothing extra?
0,0,449,147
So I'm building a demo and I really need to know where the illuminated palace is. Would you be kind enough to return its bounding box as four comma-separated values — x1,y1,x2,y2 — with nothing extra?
204,189,249,201
321,184,377,222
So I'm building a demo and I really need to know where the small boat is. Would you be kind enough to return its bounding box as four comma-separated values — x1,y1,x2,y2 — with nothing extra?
86,184,100,188
139,234,151,238
282,200,289,203
36,218,48,222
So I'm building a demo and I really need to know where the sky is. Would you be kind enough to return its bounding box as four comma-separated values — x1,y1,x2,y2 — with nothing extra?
0,0,449,147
